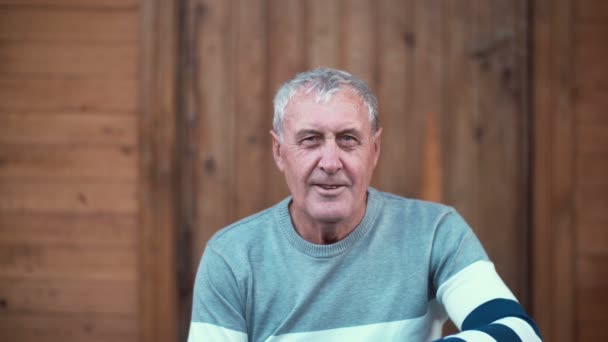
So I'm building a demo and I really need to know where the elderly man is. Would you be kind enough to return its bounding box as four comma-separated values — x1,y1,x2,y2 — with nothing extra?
188,68,541,341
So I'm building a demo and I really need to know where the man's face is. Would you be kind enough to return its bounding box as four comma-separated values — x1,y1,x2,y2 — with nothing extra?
271,89,382,229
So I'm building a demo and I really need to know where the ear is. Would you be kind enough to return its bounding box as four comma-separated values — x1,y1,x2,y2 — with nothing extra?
372,127,382,167
270,130,285,172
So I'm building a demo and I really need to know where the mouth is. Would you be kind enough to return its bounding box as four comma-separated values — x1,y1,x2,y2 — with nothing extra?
312,184,347,194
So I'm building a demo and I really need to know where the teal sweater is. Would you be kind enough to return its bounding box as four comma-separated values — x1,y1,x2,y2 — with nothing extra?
189,188,541,341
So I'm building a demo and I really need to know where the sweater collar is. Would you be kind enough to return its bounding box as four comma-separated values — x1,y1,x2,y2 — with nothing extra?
275,187,382,258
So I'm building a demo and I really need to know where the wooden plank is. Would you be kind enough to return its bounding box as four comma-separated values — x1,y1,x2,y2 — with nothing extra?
306,0,341,68
0,278,136,315
441,0,478,222
0,77,137,113
0,145,136,181
267,0,303,204
0,242,136,280
0,0,137,8
577,125,608,154
0,8,137,43
373,0,413,196
533,0,576,340
234,0,269,219
578,318,608,341
139,0,179,340
0,182,136,214
411,0,443,201
474,0,529,302
0,312,137,342
0,113,136,146
577,256,608,321
576,184,608,222
576,0,608,23
0,41,136,76
574,26,608,89
184,0,237,268
0,212,136,246
341,0,375,84
576,155,608,185
575,88,608,125
578,222,608,256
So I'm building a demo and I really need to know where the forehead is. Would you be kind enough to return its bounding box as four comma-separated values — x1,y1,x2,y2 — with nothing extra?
283,89,369,131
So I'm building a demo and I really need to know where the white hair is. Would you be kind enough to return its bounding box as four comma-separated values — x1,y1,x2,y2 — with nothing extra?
272,68,378,140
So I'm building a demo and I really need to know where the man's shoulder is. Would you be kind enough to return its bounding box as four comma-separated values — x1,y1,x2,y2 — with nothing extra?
374,188,455,218
206,198,287,252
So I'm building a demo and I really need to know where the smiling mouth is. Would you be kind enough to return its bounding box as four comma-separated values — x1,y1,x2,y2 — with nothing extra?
314,184,345,190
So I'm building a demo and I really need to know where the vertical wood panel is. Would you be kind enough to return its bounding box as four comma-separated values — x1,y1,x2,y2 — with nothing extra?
475,0,529,301
139,0,178,341
267,0,304,203
234,0,269,219
441,0,478,222
373,0,413,195
307,0,341,68
341,0,375,85
411,0,443,200
533,0,576,340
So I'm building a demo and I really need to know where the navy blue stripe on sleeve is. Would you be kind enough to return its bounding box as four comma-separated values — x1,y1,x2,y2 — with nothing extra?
462,298,542,339
475,323,522,342
434,337,467,342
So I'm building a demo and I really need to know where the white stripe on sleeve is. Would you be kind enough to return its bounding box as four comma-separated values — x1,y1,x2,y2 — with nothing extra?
494,317,541,342
436,260,517,329
188,322,248,342
443,329,497,342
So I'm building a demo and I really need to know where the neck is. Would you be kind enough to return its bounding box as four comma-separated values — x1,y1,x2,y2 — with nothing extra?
289,202,366,245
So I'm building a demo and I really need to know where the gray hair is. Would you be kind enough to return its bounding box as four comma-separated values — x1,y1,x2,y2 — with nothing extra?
272,68,378,139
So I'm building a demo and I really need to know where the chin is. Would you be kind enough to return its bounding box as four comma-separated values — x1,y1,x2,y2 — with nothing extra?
308,204,351,224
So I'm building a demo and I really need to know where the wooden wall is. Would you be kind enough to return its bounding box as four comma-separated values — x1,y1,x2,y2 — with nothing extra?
534,0,608,340
0,0,606,341
0,1,142,341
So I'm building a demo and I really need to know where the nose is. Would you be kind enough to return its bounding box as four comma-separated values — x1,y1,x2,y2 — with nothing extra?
318,140,342,174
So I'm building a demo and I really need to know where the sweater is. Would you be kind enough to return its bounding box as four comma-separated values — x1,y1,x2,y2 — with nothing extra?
188,188,541,341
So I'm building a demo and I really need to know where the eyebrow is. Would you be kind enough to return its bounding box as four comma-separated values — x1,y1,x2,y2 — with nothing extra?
294,128,362,140
294,129,322,140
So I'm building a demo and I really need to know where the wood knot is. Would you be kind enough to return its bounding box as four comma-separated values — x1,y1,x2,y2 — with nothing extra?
204,157,216,173
402,32,416,48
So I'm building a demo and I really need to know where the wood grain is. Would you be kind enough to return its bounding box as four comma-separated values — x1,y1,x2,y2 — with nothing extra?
266,0,303,204
307,0,341,68
0,41,136,76
0,312,137,342
0,113,136,146
234,0,270,219
138,0,179,340
0,77,137,113
0,182,137,214
373,0,413,196
0,145,136,182
0,213,136,246
0,278,136,315
0,0,137,8
0,242,136,280
0,8,137,43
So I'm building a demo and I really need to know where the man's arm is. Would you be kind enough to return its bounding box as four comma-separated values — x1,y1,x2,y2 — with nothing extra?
188,245,248,342
430,211,541,341
435,260,541,341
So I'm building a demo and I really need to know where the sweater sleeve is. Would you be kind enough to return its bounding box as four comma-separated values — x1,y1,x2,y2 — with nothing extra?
188,245,248,342
430,211,542,341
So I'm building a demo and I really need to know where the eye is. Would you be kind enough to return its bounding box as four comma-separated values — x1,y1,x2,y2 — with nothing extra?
299,135,321,147
338,134,359,147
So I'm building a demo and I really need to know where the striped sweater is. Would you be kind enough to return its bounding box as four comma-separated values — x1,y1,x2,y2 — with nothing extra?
189,188,541,341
